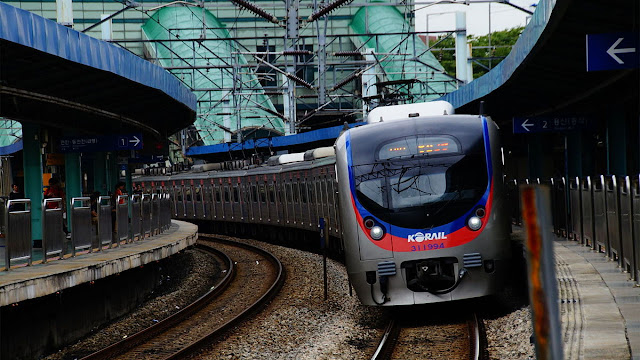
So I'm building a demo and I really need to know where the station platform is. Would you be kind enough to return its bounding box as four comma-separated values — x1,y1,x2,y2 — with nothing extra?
0,220,198,307
555,237,640,360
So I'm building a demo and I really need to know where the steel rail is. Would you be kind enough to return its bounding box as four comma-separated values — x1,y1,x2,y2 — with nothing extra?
371,319,399,360
80,242,235,360
469,312,481,360
164,235,285,359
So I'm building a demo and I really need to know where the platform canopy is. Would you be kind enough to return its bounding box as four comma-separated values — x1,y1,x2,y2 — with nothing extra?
440,0,637,125
0,2,197,142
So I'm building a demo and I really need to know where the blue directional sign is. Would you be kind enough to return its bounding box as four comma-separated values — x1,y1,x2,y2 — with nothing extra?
59,133,143,153
513,116,593,134
586,32,639,71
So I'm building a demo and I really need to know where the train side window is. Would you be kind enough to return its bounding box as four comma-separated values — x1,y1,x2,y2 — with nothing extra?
277,183,283,203
195,187,202,202
268,184,275,204
286,183,292,203
251,185,258,203
292,183,299,203
308,183,314,203
177,189,183,202
259,184,267,203
224,186,230,203
215,188,221,202
300,182,307,203
233,186,239,203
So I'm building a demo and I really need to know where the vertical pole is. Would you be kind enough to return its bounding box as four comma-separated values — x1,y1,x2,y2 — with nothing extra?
64,153,82,230
100,14,112,40
56,0,73,27
520,185,563,360
315,0,327,105
22,123,43,242
285,0,299,135
454,12,468,84
362,49,377,119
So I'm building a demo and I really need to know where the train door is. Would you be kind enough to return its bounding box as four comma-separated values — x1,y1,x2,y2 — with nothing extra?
328,166,339,235
307,170,317,230
194,181,205,219
232,178,241,221
170,181,178,217
249,178,258,222
214,178,222,220
176,182,186,218
255,181,263,224
184,179,196,219
275,173,284,225
223,178,232,220
268,176,277,224
299,172,310,229
205,179,215,220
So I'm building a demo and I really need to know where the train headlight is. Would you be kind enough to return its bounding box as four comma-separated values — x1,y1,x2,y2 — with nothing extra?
370,226,385,240
467,216,482,231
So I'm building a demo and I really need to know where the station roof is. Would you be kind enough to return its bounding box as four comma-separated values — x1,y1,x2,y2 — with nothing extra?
440,0,637,126
0,2,197,140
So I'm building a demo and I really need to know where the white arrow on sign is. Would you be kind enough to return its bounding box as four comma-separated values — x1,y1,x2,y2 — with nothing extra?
607,37,636,64
521,119,534,132
129,136,140,147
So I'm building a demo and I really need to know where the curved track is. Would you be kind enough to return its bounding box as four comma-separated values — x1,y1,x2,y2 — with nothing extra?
82,237,284,360
372,312,482,360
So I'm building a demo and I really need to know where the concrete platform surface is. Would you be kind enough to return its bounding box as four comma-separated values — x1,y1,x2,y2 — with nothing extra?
0,220,197,306
555,239,639,360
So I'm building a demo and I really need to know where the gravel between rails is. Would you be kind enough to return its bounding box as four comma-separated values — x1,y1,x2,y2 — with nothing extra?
43,248,220,360
43,236,535,360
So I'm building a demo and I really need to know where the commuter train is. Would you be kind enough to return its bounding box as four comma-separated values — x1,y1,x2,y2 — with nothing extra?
135,101,512,306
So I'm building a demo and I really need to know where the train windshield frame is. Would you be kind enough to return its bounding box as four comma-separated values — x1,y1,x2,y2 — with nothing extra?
352,133,488,229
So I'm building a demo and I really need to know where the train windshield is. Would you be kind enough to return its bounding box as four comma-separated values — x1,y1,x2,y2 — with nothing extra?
353,135,487,229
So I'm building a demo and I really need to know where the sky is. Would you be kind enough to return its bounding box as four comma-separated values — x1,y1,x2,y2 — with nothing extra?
414,0,541,36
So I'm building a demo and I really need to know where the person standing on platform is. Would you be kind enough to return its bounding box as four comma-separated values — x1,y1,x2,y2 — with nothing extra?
44,177,69,238
111,182,126,233
8,183,25,211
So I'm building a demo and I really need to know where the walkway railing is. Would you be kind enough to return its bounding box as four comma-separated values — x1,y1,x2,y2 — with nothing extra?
1,193,174,270
507,175,640,287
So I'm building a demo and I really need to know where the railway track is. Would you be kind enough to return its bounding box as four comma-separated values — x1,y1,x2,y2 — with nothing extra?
82,236,284,360
372,311,483,360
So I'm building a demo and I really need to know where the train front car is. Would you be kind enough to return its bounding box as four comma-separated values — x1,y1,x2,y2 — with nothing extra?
335,110,510,306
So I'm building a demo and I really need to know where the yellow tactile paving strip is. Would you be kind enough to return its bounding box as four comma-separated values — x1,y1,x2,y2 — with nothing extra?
0,220,198,307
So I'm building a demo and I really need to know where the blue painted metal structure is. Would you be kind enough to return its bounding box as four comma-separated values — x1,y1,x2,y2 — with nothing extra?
439,0,557,109
186,123,363,156
0,2,196,112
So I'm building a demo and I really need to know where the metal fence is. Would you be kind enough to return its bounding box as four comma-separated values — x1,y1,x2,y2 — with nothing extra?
116,195,129,244
510,175,640,285
70,197,92,256
97,196,112,250
4,199,32,269
142,194,151,238
131,194,142,241
42,198,64,263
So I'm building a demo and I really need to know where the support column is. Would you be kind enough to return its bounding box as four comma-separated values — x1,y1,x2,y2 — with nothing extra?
22,123,43,241
93,153,107,194
64,153,82,229
606,109,627,175
567,132,583,178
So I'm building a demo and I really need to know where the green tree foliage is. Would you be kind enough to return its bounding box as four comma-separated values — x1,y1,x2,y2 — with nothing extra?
430,26,525,79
